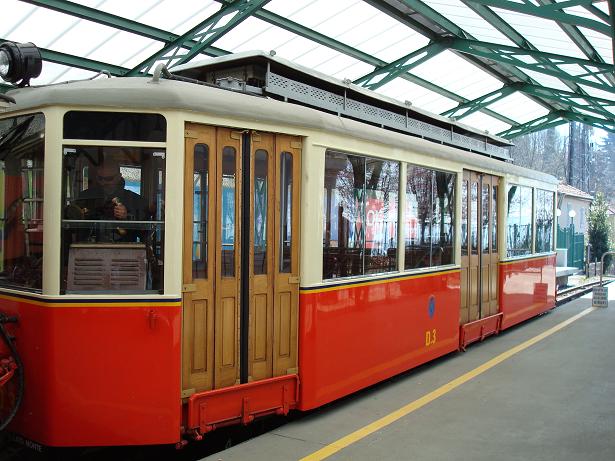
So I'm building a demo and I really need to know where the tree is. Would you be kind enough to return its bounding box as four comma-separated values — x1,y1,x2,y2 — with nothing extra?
587,192,612,271
509,127,566,180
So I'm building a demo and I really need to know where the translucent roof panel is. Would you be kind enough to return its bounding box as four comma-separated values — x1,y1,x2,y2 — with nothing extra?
410,51,503,100
1,0,613,139
487,92,550,125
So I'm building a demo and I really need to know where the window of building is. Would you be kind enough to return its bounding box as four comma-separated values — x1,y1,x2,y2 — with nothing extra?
322,151,399,279
535,189,554,253
0,113,45,292
506,184,533,257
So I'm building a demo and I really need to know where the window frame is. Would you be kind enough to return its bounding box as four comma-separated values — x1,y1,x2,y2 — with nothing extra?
321,148,458,283
59,110,168,296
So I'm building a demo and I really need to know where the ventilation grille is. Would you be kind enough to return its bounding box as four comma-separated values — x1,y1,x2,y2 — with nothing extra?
67,244,147,292
266,72,509,160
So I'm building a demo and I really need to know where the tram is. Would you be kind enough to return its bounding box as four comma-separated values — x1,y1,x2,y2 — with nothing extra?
0,42,556,448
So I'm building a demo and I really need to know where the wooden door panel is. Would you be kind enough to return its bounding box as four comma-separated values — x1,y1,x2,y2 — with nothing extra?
249,133,275,381
214,128,241,389
182,123,216,395
481,265,490,303
273,135,300,376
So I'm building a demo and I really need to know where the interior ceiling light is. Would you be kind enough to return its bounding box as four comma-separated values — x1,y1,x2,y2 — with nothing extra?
0,41,42,87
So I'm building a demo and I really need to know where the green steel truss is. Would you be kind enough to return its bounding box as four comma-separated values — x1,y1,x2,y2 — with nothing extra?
2,0,614,140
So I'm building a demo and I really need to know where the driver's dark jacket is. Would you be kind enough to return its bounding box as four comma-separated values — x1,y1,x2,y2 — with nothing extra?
72,185,150,242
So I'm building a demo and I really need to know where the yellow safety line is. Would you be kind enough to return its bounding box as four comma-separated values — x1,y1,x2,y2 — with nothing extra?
300,306,596,461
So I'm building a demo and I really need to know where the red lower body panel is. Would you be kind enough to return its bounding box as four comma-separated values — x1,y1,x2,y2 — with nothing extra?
0,294,181,447
298,270,461,410
500,255,556,330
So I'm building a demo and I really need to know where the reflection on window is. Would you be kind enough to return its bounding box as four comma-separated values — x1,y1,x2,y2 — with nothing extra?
279,153,293,273
365,158,398,274
0,113,45,291
535,189,554,253
482,184,490,253
471,182,478,255
61,145,165,293
492,185,498,252
193,144,208,279
405,167,455,269
461,180,468,257
254,150,268,275
506,185,533,257
323,151,399,279
221,147,236,277
323,152,363,278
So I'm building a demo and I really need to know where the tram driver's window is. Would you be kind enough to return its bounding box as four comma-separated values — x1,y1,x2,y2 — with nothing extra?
61,146,165,293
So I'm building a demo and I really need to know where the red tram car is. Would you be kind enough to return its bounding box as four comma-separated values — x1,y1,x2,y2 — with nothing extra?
0,44,557,448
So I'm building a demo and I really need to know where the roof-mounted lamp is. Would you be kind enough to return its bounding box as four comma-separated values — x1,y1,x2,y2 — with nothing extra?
0,41,42,87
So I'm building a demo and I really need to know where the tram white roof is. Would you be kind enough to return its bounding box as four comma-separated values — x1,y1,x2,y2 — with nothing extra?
4,75,557,185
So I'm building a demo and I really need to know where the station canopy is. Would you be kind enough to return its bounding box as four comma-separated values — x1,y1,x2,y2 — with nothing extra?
1,0,614,140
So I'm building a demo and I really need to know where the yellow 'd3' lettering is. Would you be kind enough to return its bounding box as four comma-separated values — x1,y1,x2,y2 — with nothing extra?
425,329,437,346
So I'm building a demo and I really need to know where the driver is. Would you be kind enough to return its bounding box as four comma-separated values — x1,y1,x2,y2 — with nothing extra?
70,160,150,241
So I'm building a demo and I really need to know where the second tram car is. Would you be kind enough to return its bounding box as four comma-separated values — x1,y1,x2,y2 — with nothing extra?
0,46,557,448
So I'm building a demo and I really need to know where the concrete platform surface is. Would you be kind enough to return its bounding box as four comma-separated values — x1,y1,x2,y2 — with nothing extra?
203,289,615,461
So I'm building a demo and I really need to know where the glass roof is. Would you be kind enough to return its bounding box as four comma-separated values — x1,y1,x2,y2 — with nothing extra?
1,0,613,139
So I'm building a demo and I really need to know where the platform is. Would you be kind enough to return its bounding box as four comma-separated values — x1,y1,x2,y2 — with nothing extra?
204,289,615,461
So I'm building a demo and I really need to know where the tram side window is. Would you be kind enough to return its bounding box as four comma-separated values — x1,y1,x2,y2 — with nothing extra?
0,113,45,292
61,146,165,293
322,151,399,279
535,189,554,253
506,185,533,257
405,167,455,269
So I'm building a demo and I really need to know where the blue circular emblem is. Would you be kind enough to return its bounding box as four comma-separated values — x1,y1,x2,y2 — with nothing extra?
428,295,436,319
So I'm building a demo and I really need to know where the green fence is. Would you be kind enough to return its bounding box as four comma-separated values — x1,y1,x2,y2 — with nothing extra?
556,225,585,269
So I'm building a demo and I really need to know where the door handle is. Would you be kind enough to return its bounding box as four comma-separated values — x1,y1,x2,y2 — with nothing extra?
288,276,299,284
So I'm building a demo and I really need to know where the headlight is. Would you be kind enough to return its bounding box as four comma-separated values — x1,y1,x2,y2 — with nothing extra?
0,41,42,87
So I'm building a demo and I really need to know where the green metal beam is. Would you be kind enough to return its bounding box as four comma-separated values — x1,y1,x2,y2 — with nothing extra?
41,47,129,76
466,0,611,36
519,84,615,118
497,113,568,138
21,0,228,58
442,86,517,119
398,0,470,38
537,0,607,63
448,38,615,93
127,0,270,76
353,42,446,90
0,36,129,76
251,3,519,126
559,110,615,133
444,81,615,122
609,0,615,65
369,0,562,119
462,0,611,90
